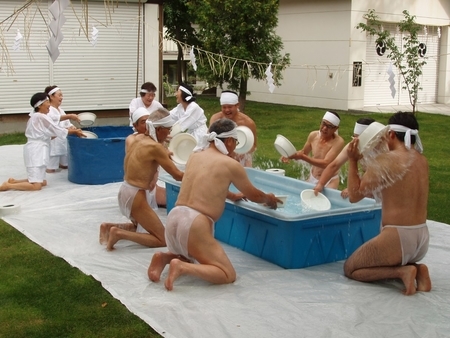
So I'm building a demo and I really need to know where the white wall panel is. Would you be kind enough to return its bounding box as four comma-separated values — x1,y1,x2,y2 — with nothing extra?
0,0,144,115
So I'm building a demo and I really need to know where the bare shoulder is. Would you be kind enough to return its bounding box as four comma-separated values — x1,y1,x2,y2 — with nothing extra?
237,112,256,125
209,112,223,125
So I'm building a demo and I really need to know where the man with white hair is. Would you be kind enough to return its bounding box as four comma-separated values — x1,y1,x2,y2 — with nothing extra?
209,90,257,167
281,111,345,189
344,111,431,295
148,118,280,291
99,108,183,250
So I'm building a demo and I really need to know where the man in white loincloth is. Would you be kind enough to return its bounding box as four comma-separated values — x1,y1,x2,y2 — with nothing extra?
148,118,281,291
99,108,183,250
344,111,431,295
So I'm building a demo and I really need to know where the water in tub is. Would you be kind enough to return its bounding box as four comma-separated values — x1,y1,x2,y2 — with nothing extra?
229,183,330,215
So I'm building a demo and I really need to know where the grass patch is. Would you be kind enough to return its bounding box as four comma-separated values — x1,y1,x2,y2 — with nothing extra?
0,97,449,336
0,221,161,338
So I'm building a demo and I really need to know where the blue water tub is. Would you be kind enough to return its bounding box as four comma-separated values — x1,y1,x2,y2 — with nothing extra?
160,167,382,269
67,126,133,185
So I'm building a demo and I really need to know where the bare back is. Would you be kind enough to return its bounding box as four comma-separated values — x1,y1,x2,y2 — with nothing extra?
362,149,429,226
176,147,265,220
124,134,182,189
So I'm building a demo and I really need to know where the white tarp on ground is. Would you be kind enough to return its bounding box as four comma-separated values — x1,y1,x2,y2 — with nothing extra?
1,144,450,338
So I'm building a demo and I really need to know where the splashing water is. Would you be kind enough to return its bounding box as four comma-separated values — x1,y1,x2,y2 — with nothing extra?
359,141,414,202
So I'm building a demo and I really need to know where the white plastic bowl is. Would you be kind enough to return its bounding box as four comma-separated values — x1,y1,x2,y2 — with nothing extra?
301,189,331,211
357,122,389,154
274,134,296,157
81,131,98,139
168,133,197,165
78,112,97,127
235,126,255,154
275,195,288,208
169,123,182,138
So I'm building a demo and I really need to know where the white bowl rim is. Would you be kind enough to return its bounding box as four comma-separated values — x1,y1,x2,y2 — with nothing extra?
274,134,296,157
78,112,97,126
300,189,331,211
81,131,98,139
168,133,197,165
234,126,254,154
358,122,389,153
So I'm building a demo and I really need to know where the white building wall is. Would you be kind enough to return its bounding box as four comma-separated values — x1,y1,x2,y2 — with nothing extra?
247,0,450,111
437,26,450,104
0,1,159,115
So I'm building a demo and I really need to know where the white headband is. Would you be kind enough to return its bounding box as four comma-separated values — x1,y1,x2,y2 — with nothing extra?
140,89,155,94
179,85,193,101
29,97,48,116
33,98,48,108
220,92,239,105
353,122,369,136
388,124,423,153
48,87,60,96
194,129,239,155
323,111,340,127
132,108,150,124
146,115,175,142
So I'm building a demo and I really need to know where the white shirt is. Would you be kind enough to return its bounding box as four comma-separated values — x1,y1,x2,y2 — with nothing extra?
129,97,164,126
23,113,69,167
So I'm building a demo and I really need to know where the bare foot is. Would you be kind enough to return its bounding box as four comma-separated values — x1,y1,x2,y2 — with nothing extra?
106,227,122,251
0,182,9,191
165,259,185,291
148,252,166,282
99,222,134,245
7,178,17,183
400,265,417,295
415,264,432,292
99,222,115,245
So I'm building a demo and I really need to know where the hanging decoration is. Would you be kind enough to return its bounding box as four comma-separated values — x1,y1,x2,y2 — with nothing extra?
46,0,70,63
91,26,99,47
387,63,396,99
265,62,275,93
12,29,23,51
189,46,197,71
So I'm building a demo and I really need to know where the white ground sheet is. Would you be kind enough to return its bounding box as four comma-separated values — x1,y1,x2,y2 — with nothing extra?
1,144,450,338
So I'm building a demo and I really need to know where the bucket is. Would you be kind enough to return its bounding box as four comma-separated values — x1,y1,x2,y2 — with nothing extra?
265,168,285,176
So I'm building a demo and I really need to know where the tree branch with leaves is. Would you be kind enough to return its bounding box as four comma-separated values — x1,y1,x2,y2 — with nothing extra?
357,9,426,114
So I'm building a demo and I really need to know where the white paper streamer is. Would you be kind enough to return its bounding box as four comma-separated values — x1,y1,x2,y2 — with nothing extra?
46,0,70,63
265,62,275,93
91,26,99,47
12,29,23,51
387,63,396,99
190,46,197,71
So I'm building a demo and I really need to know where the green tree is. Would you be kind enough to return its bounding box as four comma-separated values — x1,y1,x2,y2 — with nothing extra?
187,0,290,111
163,0,200,84
357,9,426,114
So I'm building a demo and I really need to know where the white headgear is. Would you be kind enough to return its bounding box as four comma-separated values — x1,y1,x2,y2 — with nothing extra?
146,115,175,142
220,92,239,105
179,85,193,102
388,124,423,153
194,129,239,155
353,122,370,136
323,111,340,127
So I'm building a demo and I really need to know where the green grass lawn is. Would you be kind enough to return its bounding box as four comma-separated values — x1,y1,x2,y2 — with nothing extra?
1,97,449,336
